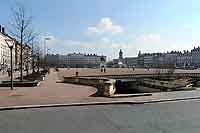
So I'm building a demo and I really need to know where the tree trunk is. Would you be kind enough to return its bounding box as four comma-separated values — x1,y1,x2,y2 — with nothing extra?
20,33,23,81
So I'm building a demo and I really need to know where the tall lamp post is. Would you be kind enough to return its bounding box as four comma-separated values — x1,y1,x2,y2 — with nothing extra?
5,39,14,90
44,37,51,68
1,54,5,74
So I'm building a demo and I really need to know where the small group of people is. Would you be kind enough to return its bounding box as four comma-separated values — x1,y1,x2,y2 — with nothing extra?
101,66,106,73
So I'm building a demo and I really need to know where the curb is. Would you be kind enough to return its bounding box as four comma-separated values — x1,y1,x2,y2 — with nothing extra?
110,93,152,98
140,96,200,104
1,96,200,111
0,101,132,111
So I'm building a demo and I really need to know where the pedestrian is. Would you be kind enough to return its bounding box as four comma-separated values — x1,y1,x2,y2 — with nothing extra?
101,67,103,72
75,71,79,76
48,68,50,74
104,67,106,73
132,66,135,71
7,68,11,77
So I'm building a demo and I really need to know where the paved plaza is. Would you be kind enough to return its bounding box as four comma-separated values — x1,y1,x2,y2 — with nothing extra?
58,68,200,78
0,68,200,107
0,69,98,107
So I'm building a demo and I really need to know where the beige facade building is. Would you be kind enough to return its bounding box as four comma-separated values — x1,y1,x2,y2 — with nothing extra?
47,53,106,68
23,44,32,70
0,31,15,71
0,25,32,71
112,48,200,69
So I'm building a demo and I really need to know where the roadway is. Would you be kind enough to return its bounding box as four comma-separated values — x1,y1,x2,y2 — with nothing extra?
1,100,200,133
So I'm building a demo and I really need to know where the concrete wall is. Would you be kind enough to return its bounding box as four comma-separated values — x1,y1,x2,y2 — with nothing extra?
63,77,116,97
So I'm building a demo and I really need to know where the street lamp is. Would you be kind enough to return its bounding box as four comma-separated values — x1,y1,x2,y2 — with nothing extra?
5,39,15,90
1,54,5,74
44,37,51,68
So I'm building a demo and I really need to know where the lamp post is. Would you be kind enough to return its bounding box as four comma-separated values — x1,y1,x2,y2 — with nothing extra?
5,39,14,90
1,54,5,74
44,37,51,68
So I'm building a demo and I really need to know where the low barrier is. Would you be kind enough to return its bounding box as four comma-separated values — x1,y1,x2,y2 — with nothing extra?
0,80,40,87
74,73,200,79
63,76,116,97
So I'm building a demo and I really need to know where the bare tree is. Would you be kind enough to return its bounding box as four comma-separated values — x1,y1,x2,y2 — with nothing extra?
8,3,37,81
30,38,41,73
31,41,43,73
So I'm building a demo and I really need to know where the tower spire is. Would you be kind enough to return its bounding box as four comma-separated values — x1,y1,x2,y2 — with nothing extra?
119,49,123,59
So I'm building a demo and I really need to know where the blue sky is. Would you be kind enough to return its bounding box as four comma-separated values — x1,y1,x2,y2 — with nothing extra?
1,0,200,59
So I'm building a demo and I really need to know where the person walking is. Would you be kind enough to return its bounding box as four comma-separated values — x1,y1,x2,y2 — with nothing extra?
104,67,106,73
7,68,11,77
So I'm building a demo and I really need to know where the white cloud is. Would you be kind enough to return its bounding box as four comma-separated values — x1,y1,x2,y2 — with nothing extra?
43,33,163,58
40,35,59,46
101,37,111,43
111,42,128,49
136,33,161,44
87,27,98,33
64,37,128,50
43,35,129,57
87,17,124,34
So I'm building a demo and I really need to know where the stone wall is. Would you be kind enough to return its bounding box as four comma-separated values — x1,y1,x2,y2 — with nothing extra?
63,77,116,97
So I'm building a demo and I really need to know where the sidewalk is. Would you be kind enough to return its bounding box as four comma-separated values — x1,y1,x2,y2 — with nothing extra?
118,89,200,103
0,70,98,107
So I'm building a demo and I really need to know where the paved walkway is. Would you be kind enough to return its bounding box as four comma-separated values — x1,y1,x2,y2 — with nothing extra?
0,70,98,107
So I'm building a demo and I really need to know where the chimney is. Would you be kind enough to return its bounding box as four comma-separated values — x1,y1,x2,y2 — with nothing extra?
2,27,5,34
